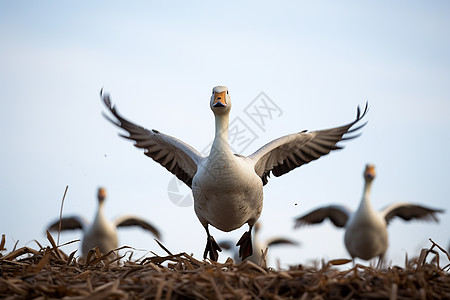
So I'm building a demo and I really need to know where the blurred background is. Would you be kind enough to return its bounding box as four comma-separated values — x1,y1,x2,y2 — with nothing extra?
1,1,449,268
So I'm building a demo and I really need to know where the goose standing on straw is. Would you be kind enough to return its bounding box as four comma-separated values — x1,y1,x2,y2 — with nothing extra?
294,164,444,265
101,86,368,261
47,187,161,258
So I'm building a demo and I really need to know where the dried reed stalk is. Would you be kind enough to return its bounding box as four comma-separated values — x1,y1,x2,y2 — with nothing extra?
0,234,449,299
57,185,69,246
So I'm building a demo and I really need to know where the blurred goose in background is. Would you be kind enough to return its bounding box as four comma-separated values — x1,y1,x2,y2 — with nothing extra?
219,222,299,265
47,187,161,258
294,164,444,265
101,86,368,261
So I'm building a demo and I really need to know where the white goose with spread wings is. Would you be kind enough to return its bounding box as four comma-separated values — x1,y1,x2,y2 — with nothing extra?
101,86,368,261
47,188,161,257
294,164,444,264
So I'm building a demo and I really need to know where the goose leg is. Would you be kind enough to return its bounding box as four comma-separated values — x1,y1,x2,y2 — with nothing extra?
376,254,385,269
236,224,253,260
203,225,222,261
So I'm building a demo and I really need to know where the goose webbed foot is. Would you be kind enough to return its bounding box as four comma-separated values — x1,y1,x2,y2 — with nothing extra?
203,227,222,261
236,226,253,260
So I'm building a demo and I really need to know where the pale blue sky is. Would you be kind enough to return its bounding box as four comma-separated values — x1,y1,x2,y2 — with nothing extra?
1,1,449,267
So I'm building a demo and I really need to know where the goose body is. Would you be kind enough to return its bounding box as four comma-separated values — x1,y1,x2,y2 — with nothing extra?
82,191,119,255
47,188,161,257
101,86,368,261
193,152,263,233
294,164,444,263
344,166,387,260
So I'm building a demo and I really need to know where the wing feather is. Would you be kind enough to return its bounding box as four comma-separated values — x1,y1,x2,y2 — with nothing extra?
294,205,352,229
250,103,368,185
101,90,204,188
380,203,444,225
114,215,162,240
266,238,299,247
47,216,88,232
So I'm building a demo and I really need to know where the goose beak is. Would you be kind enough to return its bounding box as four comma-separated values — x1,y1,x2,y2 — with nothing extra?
98,187,107,201
213,91,227,107
364,165,376,180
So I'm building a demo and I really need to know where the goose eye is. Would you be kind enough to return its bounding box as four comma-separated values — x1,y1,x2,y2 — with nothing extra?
226,91,229,94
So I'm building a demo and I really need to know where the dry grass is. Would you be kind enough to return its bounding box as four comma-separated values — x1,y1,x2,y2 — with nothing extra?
0,233,449,300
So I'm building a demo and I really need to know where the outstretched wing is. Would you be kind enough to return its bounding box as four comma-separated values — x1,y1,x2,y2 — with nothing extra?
380,202,444,225
101,90,205,188
218,240,234,251
47,216,88,232
249,103,368,185
294,205,352,229
266,237,299,247
115,215,162,240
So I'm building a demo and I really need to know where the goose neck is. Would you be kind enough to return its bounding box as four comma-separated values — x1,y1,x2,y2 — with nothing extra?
95,200,106,219
210,113,233,156
214,113,229,140
359,180,374,210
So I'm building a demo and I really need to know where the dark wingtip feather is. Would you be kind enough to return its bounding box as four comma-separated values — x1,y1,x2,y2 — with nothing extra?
101,111,120,127
100,88,115,111
355,102,369,122
340,133,362,141
342,103,369,139
293,219,309,229
347,122,368,134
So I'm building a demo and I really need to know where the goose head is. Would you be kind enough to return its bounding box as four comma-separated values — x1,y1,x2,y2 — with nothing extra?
210,86,231,115
97,187,107,204
364,164,376,183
